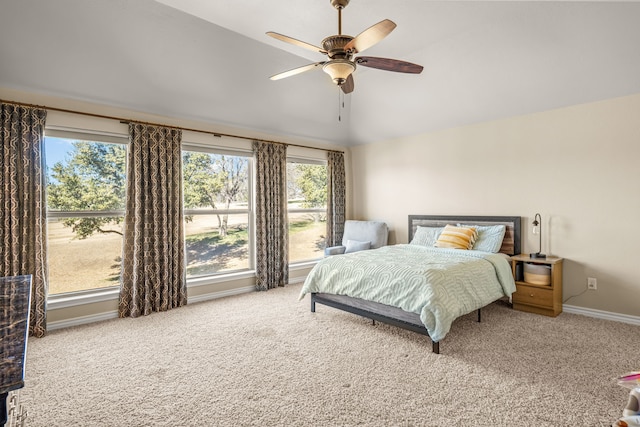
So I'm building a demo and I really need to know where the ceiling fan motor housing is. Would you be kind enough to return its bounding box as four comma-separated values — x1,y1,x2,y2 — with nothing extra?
322,35,354,59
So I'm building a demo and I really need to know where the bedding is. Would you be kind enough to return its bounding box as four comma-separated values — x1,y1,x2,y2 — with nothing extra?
433,225,478,250
459,223,506,253
409,226,443,246
300,244,516,342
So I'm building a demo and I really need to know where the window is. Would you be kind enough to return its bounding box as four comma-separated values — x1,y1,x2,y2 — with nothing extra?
45,131,127,295
182,147,251,277
287,159,327,263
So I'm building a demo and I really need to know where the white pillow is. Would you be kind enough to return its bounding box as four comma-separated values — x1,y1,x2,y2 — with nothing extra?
410,226,444,247
459,224,506,253
345,240,371,254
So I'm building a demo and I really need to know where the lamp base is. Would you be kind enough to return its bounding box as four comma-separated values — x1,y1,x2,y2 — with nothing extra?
530,252,546,259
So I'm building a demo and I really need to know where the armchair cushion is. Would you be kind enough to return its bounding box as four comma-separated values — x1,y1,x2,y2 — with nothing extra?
344,240,371,254
324,245,346,256
341,220,388,249
324,220,388,256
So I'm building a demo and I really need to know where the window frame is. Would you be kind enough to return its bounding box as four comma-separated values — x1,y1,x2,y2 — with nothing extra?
44,128,129,297
286,156,328,264
181,142,255,278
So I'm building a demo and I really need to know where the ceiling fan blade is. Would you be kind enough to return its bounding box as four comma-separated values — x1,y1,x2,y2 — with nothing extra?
341,74,354,94
356,56,423,74
270,62,325,81
344,19,396,54
266,31,326,54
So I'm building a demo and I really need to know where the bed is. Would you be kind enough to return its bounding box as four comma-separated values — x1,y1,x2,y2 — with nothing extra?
300,215,521,354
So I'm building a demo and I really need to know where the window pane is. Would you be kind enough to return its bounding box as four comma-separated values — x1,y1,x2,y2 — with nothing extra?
45,136,127,295
289,212,326,262
287,163,327,209
185,214,250,276
287,162,327,262
46,138,126,212
182,151,249,209
182,150,251,276
48,217,123,295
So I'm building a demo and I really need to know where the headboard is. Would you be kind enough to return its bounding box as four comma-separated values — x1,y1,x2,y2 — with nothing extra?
408,215,521,256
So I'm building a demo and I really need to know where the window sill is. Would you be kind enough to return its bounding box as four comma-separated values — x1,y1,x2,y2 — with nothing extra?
47,261,320,311
47,270,258,310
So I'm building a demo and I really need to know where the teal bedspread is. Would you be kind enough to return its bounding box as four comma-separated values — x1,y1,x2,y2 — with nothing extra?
300,245,516,342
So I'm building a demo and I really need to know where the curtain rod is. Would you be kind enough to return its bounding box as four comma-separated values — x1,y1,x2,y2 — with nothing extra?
0,98,344,154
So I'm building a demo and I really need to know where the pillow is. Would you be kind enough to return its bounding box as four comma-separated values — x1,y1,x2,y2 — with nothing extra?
410,226,444,247
458,224,506,253
434,225,477,250
344,240,371,254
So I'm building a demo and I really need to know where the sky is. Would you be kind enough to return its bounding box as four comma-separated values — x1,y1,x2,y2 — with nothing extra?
44,136,73,168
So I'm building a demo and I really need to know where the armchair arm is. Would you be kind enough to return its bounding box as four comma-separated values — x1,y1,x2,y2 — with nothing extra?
324,245,346,256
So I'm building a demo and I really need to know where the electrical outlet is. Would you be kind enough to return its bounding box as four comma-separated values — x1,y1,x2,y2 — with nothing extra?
587,277,597,290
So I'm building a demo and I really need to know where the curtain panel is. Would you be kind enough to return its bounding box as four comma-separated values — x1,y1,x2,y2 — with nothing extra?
253,140,288,290
119,123,186,318
0,103,48,337
326,151,346,248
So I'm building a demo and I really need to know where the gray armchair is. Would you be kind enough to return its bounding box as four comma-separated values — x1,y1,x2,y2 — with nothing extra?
324,220,389,256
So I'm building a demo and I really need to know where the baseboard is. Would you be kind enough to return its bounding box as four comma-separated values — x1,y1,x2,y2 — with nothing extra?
187,285,256,304
47,279,307,331
564,304,640,326
48,311,119,331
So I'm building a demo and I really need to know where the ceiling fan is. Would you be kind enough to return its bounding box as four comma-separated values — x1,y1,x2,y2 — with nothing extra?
266,0,423,94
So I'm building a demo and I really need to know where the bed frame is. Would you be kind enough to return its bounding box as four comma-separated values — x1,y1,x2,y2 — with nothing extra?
310,215,521,354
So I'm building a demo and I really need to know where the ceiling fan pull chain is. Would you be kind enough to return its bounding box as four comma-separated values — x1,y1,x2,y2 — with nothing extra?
338,88,342,122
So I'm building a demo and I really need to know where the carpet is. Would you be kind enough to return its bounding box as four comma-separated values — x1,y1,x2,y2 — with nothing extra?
20,283,639,426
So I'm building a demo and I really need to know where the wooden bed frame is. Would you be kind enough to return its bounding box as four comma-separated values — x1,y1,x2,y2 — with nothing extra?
310,215,521,354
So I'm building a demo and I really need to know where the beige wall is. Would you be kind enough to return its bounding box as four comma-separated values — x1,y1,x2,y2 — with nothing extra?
351,93,640,317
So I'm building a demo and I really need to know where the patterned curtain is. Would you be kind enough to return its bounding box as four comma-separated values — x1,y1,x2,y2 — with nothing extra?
0,103,48,337
253,140,288,290
119,123,186,318
326,151,346,247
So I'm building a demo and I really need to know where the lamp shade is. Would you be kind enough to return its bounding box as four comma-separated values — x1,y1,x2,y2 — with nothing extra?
530,213,546,259
322,59,356,85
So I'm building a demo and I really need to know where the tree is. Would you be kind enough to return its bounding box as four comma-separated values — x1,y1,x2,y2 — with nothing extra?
296,164,327,209
47,141,126,239
182,152,248,236
48,144,249,240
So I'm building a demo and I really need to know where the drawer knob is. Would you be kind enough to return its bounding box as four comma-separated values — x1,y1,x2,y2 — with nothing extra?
530,293,534,297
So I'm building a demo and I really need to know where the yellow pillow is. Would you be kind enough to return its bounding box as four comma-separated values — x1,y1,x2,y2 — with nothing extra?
434,225,477,250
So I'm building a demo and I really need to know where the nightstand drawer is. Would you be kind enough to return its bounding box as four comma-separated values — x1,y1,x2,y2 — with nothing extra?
513,284,553,307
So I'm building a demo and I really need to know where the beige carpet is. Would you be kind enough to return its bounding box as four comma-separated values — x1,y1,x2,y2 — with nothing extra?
20,284,639,426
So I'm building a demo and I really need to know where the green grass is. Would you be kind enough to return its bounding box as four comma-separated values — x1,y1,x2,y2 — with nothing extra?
289,219,322,234
186,227,248,246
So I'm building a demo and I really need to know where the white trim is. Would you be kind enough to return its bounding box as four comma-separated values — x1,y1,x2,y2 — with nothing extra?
563,304,640,326
47,311,119,331
187,285,256,304
47,285,257,331
182,141,253,156
46,276,309,331
288,276,306,285
287,156,327,165
48,287,120,310
45,126,128,143
187,270,256,288
290,260,319,270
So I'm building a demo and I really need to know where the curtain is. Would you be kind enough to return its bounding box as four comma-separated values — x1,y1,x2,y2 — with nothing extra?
119,123,186,318
253,140,288,290
0,102,48,337
326,151,346,248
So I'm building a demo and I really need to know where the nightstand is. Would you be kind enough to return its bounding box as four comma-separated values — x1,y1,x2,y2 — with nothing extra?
510,254,563,317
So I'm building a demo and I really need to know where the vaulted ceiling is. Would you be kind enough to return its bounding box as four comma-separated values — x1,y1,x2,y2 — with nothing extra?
1,0,639,148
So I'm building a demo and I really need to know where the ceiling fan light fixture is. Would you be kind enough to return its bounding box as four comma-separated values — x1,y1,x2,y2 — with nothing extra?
322,59,356,86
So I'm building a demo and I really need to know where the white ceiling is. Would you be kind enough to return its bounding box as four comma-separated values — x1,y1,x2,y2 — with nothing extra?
1,0,639,147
